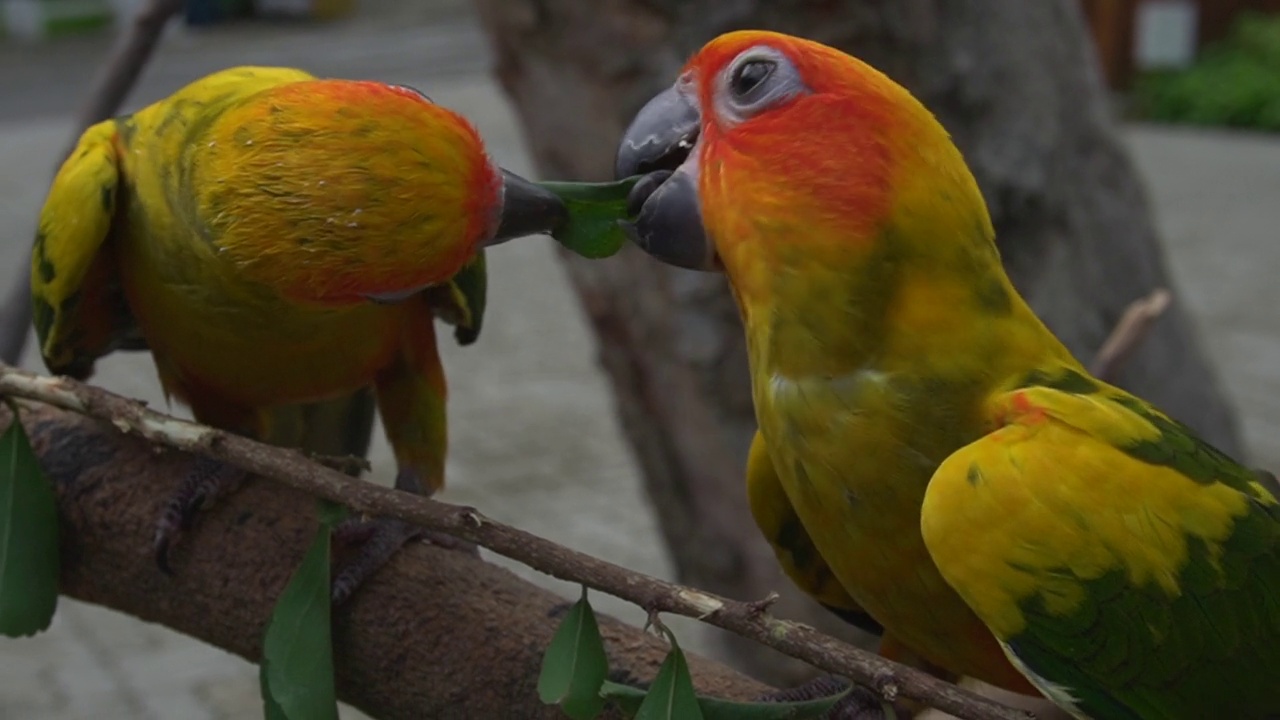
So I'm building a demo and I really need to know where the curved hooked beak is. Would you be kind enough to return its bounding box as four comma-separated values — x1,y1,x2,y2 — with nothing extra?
614,85,718,272
488,169,569,245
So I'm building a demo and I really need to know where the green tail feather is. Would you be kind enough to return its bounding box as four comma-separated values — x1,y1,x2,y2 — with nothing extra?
263,387,378,476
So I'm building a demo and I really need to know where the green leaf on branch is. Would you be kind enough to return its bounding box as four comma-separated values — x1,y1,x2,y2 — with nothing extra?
538,586,608,720
259,499,347,720
540,177,641,259
0,410,60,637
634,625,704,720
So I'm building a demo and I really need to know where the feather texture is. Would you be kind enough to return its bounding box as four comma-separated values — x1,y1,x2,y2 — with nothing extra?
31,65,494,483
677,30,1280,716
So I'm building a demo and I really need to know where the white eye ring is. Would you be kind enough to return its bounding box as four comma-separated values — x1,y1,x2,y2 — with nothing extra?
715,45,808,125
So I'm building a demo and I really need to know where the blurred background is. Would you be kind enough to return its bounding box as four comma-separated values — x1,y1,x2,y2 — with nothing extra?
0,0,1277,718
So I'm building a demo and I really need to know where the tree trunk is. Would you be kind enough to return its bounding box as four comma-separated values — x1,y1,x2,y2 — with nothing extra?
472,0,1245,685
5,404,768,720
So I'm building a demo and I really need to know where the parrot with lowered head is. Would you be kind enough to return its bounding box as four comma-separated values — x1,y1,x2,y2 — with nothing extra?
32,66,567,600
615,30,1280,719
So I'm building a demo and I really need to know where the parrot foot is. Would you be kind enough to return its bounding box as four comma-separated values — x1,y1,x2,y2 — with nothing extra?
154,455,247,575
757,676,888,720
329,517,476,605
328,468,478,605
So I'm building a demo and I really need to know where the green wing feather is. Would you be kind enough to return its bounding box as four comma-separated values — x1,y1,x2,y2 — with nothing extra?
426,249,487,346
263,388,378,473
922,367,1280,720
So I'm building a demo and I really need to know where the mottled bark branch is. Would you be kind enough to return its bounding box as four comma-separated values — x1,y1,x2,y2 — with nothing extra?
4,403,766,720
0,0,182,365
0,364,1031,720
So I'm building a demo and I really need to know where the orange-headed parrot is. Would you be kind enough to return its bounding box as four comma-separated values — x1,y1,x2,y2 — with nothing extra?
615,30,1280,719
32,66,566,600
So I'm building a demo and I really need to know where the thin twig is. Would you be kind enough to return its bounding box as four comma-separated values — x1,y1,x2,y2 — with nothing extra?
0,362,1033,720
0,0,183,365
1089,288,1173,382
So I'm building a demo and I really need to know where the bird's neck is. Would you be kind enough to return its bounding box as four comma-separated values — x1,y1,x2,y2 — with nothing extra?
734,240,1079,402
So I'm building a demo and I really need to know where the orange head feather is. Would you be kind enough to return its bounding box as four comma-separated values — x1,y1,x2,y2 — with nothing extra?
686,31,901,239
193,78,502,305
618,30,998,319
692,31,994,298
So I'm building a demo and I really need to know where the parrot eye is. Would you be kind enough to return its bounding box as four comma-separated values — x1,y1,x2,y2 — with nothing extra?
717,46,807,123
729,60,774,100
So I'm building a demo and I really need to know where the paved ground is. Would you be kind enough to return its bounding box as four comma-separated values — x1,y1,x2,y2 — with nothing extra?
0,2,1277,718
1126,125,1280,468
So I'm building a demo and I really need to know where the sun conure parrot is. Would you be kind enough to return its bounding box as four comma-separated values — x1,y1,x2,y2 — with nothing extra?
31,65,566,601
615,30,1280,719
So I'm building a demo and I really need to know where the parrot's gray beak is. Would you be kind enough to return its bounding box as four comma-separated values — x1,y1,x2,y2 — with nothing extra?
489,169,569,245
615,84,700,178
615,85,718,272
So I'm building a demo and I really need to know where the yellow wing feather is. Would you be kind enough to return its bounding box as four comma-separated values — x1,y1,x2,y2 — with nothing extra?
922,383,1280,718
31,66,318,381
922,387,1250,641
32,120,129,378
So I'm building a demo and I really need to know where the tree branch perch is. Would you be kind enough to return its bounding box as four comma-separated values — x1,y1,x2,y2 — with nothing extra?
0,363,1032,720
2,401,765,719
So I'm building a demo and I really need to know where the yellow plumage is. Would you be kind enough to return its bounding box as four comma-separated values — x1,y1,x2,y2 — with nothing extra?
33,66,494,466
617,30,1280,718
30,66,518,582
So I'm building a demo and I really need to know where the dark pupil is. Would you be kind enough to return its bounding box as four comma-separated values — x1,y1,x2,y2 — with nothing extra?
731,60,772,98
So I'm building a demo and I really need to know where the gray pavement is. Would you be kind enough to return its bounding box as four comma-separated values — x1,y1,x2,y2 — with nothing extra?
1126,125,1280,471
0,3,1277,718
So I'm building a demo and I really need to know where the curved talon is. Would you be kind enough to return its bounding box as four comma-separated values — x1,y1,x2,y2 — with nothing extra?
330,467,478,605
153,456,246,575
330,518,478,606
330,518,422,606
757,676,887,720
154,534,176,576
154,495,186,575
